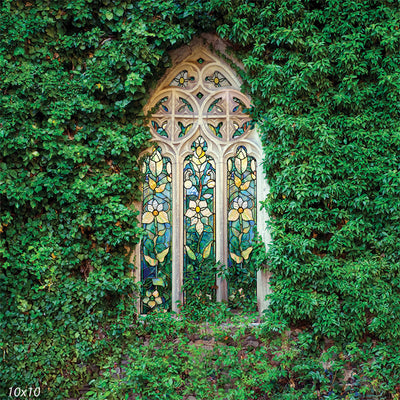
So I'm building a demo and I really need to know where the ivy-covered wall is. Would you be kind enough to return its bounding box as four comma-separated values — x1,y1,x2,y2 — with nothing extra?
1,0,400,398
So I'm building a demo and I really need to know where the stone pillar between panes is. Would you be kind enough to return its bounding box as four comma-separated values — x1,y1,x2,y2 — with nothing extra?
216,159,228,302
171,159,183,312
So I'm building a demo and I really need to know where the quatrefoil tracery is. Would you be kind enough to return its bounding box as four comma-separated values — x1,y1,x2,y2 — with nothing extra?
148,57,253,143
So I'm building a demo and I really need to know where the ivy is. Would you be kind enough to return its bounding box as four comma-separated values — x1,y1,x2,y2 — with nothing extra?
1,0,400,398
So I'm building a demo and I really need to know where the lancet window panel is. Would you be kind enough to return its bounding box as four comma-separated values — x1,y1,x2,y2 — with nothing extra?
138,47,268,313
183,137,216,279
227,146,257,302
140,147,172,313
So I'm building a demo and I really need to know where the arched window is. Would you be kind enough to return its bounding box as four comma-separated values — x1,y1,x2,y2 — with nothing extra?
136,46,270,313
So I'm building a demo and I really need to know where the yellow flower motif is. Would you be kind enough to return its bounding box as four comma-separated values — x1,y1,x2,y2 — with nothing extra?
190,137,209,172
148,177,166,193
166,161,172,182
234,147,248,174
228,197,252,222
205,71,230,87
142,199,169,224
143,290,163,309
185,199,212,234
149,148,163,176
171,70,190,87
234,176,250,191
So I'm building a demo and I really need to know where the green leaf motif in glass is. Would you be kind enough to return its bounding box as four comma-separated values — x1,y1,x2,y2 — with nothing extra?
151,120,168,138
178,121,193,137
232,120,253,138
208,122,223,138
155,96,169,112
183,137,216,285
141,147,172,313
232,97,246,113
208,97,223,113
227,146,257,304
178,97,194,113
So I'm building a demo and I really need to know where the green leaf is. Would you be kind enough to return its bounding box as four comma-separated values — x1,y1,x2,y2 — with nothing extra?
115,8,124,17
13,47,25,56
156,247,169,262
144,254,157,266
186,246,196,260
202,241,212,259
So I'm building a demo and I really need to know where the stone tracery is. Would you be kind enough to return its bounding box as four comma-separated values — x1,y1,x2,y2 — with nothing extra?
139,47,268,313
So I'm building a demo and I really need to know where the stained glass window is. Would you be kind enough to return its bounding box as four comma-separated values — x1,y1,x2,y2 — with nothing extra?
141,147,172,313
227,146,257,305
140,47,267,313
183,137,216,281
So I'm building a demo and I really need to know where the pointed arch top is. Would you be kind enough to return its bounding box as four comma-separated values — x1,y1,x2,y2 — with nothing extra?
144,46,255,149
145,47,243,98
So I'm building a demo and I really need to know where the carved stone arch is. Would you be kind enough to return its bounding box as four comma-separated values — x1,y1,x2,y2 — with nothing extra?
223,141,262,160
138,42,271,313
150,141,177,161
158,63,201,93
175,129,217,159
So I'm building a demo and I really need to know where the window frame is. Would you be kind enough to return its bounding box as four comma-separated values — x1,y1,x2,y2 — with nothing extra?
133,44,271,313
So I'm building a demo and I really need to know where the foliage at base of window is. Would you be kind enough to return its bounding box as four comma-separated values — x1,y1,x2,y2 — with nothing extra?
84,308,400,400
181,260,221,320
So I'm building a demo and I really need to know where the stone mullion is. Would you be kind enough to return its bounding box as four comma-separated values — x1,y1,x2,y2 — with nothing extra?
170,91,179,312
215,152,228,302
171,91,176,140
171,156,183,312
224,91,229,141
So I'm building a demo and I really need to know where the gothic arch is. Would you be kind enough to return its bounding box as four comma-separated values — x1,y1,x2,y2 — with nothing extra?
135,45,271,313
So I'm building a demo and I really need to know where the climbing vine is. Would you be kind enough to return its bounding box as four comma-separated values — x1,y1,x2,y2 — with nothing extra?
1,0,400,398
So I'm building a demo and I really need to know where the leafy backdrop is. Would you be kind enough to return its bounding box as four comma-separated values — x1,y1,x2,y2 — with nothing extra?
1,0,400,398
